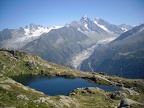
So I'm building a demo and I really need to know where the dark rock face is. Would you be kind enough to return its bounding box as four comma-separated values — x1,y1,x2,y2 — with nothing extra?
0,29,12,41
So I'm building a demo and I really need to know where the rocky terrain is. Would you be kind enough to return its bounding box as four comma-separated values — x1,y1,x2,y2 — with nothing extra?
0,49,144,108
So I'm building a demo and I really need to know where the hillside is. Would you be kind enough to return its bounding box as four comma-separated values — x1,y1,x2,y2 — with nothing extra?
0,49,144,108
81,24,144,78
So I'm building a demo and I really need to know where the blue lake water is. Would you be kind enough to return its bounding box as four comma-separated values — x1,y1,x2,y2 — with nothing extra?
13,75,120,96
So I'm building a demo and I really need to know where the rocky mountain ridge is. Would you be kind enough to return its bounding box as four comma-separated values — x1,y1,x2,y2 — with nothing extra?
0,15,132,49
20,16,133,68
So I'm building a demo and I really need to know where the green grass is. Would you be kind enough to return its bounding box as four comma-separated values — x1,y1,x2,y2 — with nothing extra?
0,49,144,108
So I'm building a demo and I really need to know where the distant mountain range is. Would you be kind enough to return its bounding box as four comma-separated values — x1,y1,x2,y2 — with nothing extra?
2,15,142,78
81,24,144,78
0,23,63,49
0,15,132,49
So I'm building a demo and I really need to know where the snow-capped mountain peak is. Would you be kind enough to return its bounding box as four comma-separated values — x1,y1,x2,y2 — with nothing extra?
24,23,49,36
15,24,64,43
80,15,90,22
83,14,88,20
121,27,128,32
23,24,64,37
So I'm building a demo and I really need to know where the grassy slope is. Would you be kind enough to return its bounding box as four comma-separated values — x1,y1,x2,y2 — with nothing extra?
0,49,144,108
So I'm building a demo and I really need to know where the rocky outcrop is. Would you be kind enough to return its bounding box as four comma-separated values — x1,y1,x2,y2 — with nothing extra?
110,91,126,100
119,98,141,108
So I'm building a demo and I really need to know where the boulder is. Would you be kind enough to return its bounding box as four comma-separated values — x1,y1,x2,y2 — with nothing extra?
119,98,139,108
119,98,130,108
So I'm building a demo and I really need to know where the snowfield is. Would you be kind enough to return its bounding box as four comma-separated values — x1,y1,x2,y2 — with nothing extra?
93,20,112,33
16,26,63,42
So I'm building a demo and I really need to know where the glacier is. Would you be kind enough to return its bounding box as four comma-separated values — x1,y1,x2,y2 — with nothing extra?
70,37,116,70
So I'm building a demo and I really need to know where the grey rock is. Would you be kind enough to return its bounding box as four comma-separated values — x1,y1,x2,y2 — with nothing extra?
119,98,138,108
17,94,29,100
120,99,130,108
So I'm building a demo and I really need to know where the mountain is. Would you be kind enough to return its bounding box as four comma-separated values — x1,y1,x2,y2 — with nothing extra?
70,15,133,37
0,15,133,68
0,23,63,49
93,18,133,34
69,15,122,41
21,15,133,68
0,24,48,49
22,26,90,67
81,24,144,78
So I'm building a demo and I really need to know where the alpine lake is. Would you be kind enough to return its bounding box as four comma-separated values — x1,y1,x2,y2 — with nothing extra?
12,75,120,96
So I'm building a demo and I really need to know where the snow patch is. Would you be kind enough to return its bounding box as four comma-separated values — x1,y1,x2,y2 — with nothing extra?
24,26,50,36
139,27,144,32
49,26,63,30
93,20,111,33
121,27,128,32
84,24,88,29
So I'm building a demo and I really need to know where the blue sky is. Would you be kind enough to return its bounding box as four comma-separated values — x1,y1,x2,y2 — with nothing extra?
0,0,144,30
